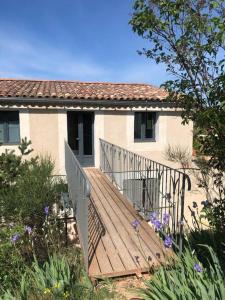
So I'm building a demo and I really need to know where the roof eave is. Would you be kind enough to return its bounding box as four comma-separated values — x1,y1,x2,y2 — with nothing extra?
0,97,177,108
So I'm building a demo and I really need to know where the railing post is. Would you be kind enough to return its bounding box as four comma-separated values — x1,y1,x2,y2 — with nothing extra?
179,173,191,254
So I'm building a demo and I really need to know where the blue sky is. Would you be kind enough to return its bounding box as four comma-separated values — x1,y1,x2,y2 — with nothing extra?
0,0,169,85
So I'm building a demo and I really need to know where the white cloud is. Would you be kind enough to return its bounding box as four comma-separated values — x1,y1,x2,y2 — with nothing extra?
0,25,108,80
109,61,170,85
0,24,170,85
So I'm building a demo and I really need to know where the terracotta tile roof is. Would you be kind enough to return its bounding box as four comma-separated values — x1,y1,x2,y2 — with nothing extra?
0,79,168,101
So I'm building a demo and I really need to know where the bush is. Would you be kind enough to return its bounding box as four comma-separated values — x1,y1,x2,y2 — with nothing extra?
0,141,116,300
138,246,225,300
188,229,225,274
1,157,62,225
28,253,83,299
0,140,65,226
0,140,67,294
0,223,27,292
0,252,117,300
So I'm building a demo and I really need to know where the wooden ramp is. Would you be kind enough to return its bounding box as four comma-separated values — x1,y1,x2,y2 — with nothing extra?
85,168,171,279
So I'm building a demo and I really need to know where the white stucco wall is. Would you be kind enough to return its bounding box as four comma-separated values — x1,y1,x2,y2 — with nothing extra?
94,111,104,167
96,110,193,168
29,109,60,172
57,110,67,175
0,107,193,174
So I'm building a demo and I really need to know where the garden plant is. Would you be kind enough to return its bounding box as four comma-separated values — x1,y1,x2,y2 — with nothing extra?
0,140,116,300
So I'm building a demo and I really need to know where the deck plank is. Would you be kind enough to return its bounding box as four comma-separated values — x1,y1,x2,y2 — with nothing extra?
86,169,137,272
88,191,127,272
98,170,168,260
88,169,159,268
85,168,170,278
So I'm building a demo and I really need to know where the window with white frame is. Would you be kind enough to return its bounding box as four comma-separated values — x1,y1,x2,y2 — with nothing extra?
0,111,20,144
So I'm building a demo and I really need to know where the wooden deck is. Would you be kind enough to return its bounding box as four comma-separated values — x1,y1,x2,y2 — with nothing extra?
84,168,171,278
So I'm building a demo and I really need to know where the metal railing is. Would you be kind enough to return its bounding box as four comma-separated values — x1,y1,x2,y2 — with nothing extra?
65,141,105,269
65,141,90,268
100,139,191,252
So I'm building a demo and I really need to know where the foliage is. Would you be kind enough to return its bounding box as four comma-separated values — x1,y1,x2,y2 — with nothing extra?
138,245,225,300
186,193,225,271
0,138,33,189
188,229,225,273
28,253,83,299
130,0,225,238
130,0,225,172
0,214,116,299
28,253,116,300
201,194,225,234
0,141,116,299
0,214,66,293
0,140,66,293
165,143,225,235
0,223,27,292
0,140,64,225
0,252,117,300
191,157,225,234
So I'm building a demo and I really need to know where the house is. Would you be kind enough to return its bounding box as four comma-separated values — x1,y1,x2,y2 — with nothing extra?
0,78,193,173
0,78,196,277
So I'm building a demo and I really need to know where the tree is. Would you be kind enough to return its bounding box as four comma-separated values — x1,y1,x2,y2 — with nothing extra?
130,0,225,234
130,0,225,171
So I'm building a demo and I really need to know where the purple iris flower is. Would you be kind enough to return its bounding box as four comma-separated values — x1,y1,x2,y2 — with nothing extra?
153,219,162,231
149,211,158,223
163,213,170,225
25,226,32,234
44,206,49,215
131,219,140,230
11,233,20,243
194,263,203,273
164,235,173,248
192,201,198,208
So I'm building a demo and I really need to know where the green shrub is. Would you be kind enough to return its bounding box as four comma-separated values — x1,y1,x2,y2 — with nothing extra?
29,253,116,299
29,253,81,299
0,141,116,299
0,223,27,292
0,140,67,294
193,157,225,235
0,139,67,226
0,252,117,300
1,156,62,225
0,138,32,190
138,246,225,300
188,229,225,274
0,211,68,294
0,274,28,300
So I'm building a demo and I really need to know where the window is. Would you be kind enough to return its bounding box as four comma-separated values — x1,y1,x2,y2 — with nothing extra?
0,111,20,144
134,112,156,141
